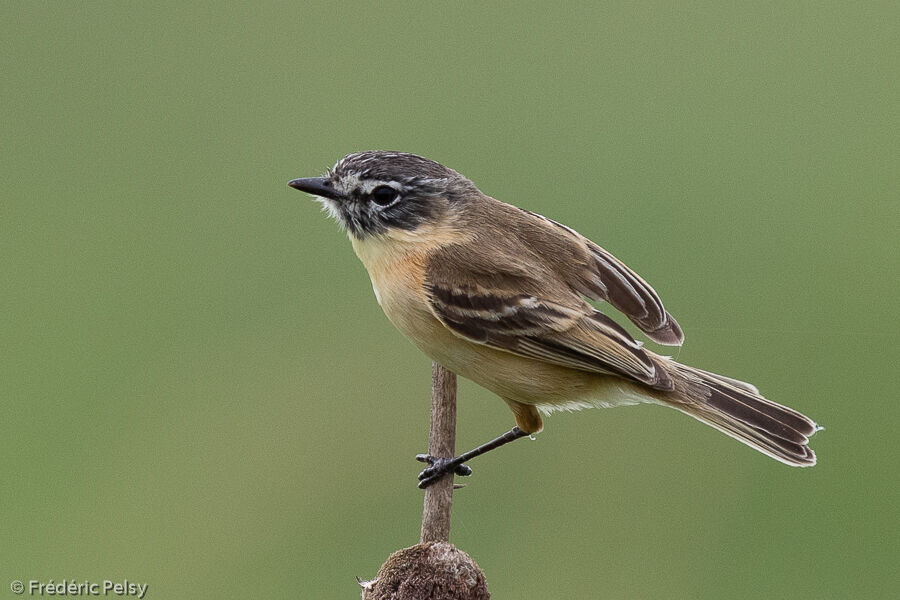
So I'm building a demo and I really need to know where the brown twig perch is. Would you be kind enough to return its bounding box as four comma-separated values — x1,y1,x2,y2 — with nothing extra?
360,363,489,599
420,362,458,543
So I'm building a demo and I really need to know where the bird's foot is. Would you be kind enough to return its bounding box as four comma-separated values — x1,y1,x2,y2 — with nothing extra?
415,454,472,489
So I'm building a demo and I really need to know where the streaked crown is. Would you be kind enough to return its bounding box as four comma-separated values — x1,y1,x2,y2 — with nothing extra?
289,151,477,238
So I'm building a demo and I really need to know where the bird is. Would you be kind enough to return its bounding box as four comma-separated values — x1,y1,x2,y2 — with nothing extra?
288,151,819,487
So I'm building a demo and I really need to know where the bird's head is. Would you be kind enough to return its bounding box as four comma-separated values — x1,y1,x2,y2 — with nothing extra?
288,151,478,239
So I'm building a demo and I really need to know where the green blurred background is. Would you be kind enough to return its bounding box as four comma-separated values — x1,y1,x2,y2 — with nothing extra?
2,2,897,598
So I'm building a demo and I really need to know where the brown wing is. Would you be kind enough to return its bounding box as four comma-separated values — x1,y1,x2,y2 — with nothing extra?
580,240,683,345
514,208,683,346
424,244,673,390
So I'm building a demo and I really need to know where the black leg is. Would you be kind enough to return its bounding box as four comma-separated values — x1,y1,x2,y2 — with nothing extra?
416,426,530,488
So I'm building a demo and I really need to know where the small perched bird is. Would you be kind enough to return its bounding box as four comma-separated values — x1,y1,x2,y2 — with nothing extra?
289,151,819,487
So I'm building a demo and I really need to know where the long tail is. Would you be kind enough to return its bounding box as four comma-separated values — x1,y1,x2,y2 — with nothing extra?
658,362,819,467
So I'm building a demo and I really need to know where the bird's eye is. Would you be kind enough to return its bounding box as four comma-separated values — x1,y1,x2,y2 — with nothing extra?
371,185,399,206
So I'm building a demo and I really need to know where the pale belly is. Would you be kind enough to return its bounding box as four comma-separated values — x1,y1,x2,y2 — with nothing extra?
375,276,642,411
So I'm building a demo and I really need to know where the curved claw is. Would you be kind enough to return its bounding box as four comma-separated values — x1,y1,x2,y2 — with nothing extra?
414,454,472,488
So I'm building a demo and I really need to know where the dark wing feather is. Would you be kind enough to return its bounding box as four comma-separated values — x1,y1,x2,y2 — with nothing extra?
581,241,683,345
424,247,673,390
514,207,683,345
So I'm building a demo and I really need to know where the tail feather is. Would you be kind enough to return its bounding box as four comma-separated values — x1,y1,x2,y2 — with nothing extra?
690,367,759,394
705,388,809,445
675,403,817,466
663,363,819,467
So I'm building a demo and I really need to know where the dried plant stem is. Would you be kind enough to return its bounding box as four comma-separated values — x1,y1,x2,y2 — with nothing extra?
420,363,457,543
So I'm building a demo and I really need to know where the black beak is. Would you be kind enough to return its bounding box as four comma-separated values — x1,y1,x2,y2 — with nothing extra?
287,177,343,201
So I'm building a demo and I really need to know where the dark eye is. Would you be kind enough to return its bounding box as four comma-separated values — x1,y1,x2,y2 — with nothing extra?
371,185,399,206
